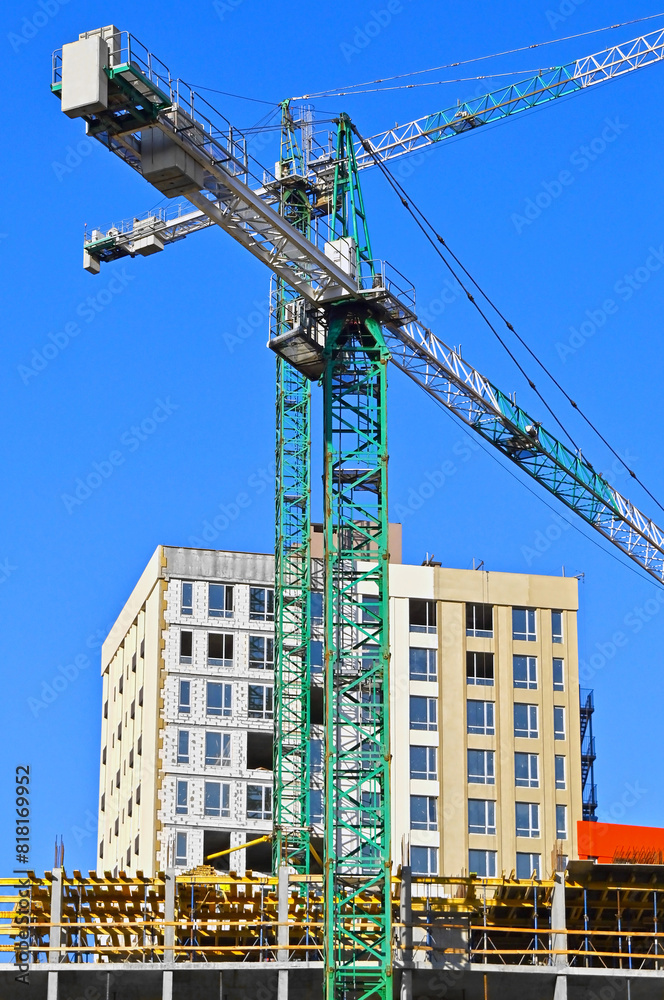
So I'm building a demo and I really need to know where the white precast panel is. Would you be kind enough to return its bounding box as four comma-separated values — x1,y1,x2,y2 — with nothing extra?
61,35,109,119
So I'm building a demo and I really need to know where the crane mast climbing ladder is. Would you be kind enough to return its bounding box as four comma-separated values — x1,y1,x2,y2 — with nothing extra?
51,21,664,1000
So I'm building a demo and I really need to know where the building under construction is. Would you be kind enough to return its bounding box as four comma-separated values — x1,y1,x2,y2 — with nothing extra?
6,18,664,1000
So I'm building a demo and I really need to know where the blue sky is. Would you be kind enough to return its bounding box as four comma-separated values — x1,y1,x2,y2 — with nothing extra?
2,0,664,876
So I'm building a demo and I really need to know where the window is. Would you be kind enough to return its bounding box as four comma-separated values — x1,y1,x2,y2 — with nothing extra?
208,632,234,666
310,591,323,626
552,610,563,644
104,699,108,719
468,749,495,785
130,654,136,673
466,651,494,686
310,788,323,824
411,846,438,875
130,699,135,720
127,795,132,817
114,818,119,837
119,673,124,693
409,599,437,634
409,648,437,682
553,658,564,691
137,735,142,756
101,793,105,813
554,706,566,741
556,804,568,840
516,852,541,879
514,703,539,739
180,630,193,663
177,730,189,765
361,790,382,825
129,748,134,768
208,583,233,618
140,638,144,658
516,802,540,838
468,799,496,836
310,639,323,675
248,684,274,720
99,840,103,859
117,722,122,742
555,755,566,790
361,685,382,724
410,746,437,781
249,635,274,670
178,679,190,714
181,582,193,616
310,739,323,774
247,784,272,820
205,781,230,818
206,731,231,766
102,746,107,765
410,795,438,831
138,686,143,707
469,849,497,878
515,753,539,788
513,607,537,641
207,682,232,717
361,593,379,623
135,784,141,804
513,655,537,690
175,832,187,866
115,769,120,789
134,835,140,856
410,695,437,731
467,700,495,736
176,780,188,815
466,603,493,638
250,587,274,622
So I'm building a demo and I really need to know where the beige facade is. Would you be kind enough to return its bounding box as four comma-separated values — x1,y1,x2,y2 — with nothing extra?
389,564,581,880
98,542,582,881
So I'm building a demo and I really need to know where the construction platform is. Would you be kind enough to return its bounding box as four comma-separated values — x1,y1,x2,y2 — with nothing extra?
2,861,664,998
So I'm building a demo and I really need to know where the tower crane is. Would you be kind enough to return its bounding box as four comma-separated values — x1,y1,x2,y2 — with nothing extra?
51,23,664,1000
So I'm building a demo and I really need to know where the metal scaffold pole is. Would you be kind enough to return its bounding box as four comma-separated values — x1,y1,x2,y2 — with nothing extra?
323,304,392,1000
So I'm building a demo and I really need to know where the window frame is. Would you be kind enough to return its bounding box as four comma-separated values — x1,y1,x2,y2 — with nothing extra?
555,755,566,790
556,803,568,840
249,586,275,622
181,582,193,616
513,607,537,642
514,703,539,739
175,780,188,816
468,798,496,836
177,730,189,765
554,705,566,741
467,699,495,736
467,748,495,785
409,695,437,731
552,610,563,644
466,651,495,687
516,801,540,838
175,832,187,866
516,852,541,879
410,745,437,782
409,647,437,683
248,634,274,670
204,780,230,818
466,603,494,638
513,655,538,690
410,795,438,832
409,598,437,634
178,679,191,715
208,583,233,619
515,752,539,788
248,684,274,720
247,783,273,820
207,631,234,666
469,849,497,878
206,681,232,717
411,846,438,876
553,657,565,692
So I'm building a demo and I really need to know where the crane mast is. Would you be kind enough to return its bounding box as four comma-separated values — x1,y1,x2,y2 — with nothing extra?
50,22,664,1000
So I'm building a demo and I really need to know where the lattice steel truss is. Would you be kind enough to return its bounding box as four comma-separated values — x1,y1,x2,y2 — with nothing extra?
273,105,313,874
323,306,392,1000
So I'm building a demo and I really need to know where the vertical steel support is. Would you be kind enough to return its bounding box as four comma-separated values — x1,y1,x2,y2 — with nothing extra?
323,304,391,1000
273,103,312,874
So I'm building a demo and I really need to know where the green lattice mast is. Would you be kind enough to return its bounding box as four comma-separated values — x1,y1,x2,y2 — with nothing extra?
323,117,392,1000
273,102,313,874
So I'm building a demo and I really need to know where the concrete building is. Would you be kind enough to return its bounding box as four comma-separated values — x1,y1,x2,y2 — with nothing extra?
98,537,585,879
